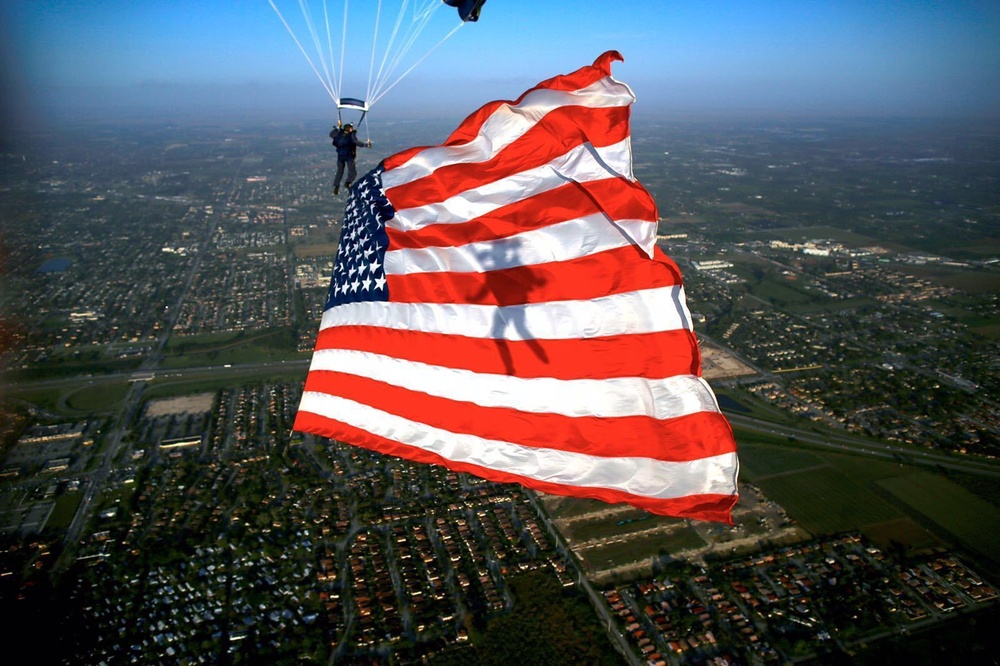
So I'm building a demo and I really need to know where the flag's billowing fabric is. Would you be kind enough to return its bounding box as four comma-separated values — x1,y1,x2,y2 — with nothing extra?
294,51,739,523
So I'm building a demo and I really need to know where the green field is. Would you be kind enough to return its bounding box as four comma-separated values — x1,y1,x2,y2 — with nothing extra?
5,386,67,413
878,472,1000,567
161,328,307,368
747,275,818,307
10,356,142,382
64,382,131,413
751,464,902,533
908,265,1000,294
48,493,84,530
577,525,706,570
737,443,827,478
739,441,1000,574
785,296,882,316
561,511,676,544
862,518,941,552
6,379,131,416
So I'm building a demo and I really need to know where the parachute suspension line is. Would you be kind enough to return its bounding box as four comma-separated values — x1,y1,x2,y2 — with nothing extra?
378,6,438,90
322,0,338,99
269,1,477,119
337,0,350,108
369,20,464,108
267,0,338,103
369,0,411,106
361,111,372,144
368,0,443,107
298,0,336,98
365,0,385,108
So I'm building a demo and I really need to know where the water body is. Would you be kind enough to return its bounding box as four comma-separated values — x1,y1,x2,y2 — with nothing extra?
37,257,72,273
716,394,751,413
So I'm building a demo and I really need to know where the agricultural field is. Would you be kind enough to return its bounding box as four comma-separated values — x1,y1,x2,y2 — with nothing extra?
573,523,706,572
739,440,1000,575
878,472,1000,569
746,460,901,532
737,444,827,478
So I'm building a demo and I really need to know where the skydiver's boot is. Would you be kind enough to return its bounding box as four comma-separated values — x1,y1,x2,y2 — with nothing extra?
345,180,352,190
334,185,339,195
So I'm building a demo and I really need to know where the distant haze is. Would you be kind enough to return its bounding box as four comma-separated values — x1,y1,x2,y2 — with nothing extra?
3,0,1000,130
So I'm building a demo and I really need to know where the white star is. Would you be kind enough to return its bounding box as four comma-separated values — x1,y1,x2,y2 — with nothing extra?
374,275,386,290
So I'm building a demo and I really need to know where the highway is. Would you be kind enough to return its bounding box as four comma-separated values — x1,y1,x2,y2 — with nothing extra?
16,348,999,569
726,412,1000,479
49,199,298,564
5,359,310,393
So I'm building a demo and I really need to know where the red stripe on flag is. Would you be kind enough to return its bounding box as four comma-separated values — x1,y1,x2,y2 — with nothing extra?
302,370,736,463
386,178,657,250
313,326,703,380
292,410,737,523
387,245,680,306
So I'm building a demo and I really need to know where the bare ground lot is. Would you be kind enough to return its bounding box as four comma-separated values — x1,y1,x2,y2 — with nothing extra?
700,340,757,380
145,393,215,417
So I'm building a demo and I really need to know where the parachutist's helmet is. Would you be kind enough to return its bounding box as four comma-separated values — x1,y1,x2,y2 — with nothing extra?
344,123,354,131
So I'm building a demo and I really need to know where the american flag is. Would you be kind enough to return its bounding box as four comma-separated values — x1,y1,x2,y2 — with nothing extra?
294,51,739,523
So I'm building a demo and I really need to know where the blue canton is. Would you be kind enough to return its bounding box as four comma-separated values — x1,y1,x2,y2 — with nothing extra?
325,166,396,310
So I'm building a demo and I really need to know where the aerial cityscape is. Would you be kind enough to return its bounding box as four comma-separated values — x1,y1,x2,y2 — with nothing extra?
1,112,997,664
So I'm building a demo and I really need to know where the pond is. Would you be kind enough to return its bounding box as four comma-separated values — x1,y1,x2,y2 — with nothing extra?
37,257,72,273
716,394,751,413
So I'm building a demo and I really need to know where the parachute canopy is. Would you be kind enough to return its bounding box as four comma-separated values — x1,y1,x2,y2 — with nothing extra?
267,0,487,122
337,97,369,124
443,0,486,22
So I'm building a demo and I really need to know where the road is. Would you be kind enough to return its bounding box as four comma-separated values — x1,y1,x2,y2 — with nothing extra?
5,359,310,393
15,358,997,477
523,490,642,666
56,197,234,564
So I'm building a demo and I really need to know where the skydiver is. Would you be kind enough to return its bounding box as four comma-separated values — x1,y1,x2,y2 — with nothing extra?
330,123,372,195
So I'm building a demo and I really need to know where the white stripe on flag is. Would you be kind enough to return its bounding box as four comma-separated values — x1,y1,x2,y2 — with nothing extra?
384,216,655,275
306,348,721,419
387,139,635,232
319,285,694,340
298,391,738,500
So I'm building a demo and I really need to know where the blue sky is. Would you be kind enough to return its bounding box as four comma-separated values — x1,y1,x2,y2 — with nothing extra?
3,0,999,125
